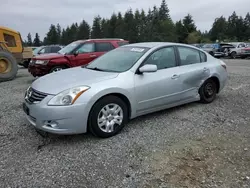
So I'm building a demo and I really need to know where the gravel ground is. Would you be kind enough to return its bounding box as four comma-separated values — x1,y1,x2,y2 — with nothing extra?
0,59,250,188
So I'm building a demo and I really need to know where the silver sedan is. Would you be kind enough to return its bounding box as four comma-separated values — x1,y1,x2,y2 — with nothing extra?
23,42,228,138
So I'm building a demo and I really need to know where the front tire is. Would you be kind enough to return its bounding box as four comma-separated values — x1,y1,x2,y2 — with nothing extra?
49,65,66,73
88,96,128,138
199,79,217,104
231,51,237,59
23,60,30,68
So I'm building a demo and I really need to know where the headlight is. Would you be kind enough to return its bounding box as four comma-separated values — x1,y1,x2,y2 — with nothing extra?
24,86,31,99
48,86,90,106
35,60,49,65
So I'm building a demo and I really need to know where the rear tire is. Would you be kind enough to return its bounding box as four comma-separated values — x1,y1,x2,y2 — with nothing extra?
199,79,217,104
0,50,18,82
88,96,128,138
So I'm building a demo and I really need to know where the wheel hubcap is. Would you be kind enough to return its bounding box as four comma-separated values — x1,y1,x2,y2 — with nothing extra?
0,58,11,73
97,103,123,133
204,83,215,97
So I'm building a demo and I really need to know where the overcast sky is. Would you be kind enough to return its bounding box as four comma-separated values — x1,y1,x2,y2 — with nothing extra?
1,0,249,40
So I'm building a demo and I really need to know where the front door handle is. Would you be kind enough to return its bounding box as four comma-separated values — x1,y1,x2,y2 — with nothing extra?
90,54,97,58
171,74,180,79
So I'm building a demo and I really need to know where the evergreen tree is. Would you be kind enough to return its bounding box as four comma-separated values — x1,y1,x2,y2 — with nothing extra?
91,16,102,38
123,9,137,43
139,9,147,42
243,13,250,41
175,20,186,43
56,23,62,43
44,24,58,45
33,33,41,46
182,14,197,34
61,29,67,45
27,33,33,46
209,16,228,41
159,0,171,20
227,11,238,40
108,13,118,38
134,9,141,42
100,18,110,38
114,12,124,38
77,20,90,40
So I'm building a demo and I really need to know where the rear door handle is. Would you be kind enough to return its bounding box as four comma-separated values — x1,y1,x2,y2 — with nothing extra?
90,54,97,58
171,74,180,79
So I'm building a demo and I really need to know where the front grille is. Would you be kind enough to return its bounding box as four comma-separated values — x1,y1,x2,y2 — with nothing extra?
26,88,47,103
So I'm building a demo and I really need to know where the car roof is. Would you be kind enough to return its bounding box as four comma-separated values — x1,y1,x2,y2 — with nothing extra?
75,38,128,43
124,42,200,49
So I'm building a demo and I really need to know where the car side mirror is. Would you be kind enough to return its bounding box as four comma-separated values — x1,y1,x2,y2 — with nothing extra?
139,64,157,73
74,51,79,56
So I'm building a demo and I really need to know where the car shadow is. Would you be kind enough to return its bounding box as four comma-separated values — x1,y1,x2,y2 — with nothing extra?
34,97,222,150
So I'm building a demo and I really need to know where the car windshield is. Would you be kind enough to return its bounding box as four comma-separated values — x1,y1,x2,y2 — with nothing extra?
33,46,43,55
85,46,149,73
58,42,81,55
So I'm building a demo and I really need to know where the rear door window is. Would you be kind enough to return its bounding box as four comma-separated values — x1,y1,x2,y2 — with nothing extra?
96,42,114,52
177,46,201,66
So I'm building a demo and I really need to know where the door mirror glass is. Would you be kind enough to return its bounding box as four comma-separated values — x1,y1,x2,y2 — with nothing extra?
139,64,157,73
74,50,79,56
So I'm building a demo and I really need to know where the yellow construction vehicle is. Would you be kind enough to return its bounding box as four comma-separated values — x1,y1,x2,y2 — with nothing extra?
0,26,22,81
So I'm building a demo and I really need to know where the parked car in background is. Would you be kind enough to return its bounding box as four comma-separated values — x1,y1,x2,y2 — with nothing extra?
28,39,129,77
190,43,204,48
228,42,249,59
241,45,250,58
19,45,63,68
23,42,227,138
202,43,235,58
33,45,63,56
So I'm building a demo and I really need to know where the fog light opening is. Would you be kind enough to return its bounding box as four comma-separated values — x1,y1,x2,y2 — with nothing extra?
44,120,58,128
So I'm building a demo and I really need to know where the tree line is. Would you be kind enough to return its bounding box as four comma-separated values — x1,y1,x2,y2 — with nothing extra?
24,0,250,47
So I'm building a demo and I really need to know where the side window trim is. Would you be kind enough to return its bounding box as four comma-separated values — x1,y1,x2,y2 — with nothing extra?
136,45,178,74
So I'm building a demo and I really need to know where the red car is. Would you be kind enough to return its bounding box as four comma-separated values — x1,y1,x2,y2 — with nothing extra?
28,39,129,77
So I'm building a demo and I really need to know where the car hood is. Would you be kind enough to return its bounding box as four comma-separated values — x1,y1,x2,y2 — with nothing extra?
33,53,64,60
32,67,119,95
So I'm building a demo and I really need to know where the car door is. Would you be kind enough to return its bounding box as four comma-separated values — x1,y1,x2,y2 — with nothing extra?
95,41,115,57
134,46,184,114
176,46,210,100
70,42,96,67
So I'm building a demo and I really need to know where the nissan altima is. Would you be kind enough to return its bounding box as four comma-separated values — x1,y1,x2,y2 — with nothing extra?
23,42,228,138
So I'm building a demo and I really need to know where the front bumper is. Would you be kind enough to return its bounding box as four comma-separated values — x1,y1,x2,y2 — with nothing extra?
23,95,89,134
214,52,225,57
28,64,50,77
